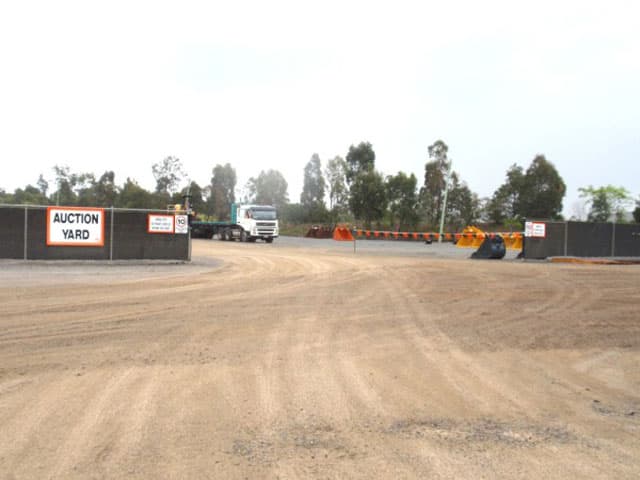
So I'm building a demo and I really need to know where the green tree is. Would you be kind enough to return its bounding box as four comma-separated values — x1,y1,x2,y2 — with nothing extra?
486,164,524,224
179,181,206,216
301,153,327,222
345,142,375,185
50,165,77,206
117,178,161,209
386,171,419,230
349,170,387,228
13,185,49,205
301,153,326,207
279,203,306,224
420,140,451,227
37,174,49,198
324,156,349,222
152,156,185,197
518,155,566,220
209,163,237,219
246,170,289,209
579,185,633,222
94,171,118,206
74,173,97,206
633,199,640,223
345,142,386,227
446,174,480,230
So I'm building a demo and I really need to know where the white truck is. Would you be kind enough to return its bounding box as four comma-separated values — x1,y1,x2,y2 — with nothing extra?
190,203,279,243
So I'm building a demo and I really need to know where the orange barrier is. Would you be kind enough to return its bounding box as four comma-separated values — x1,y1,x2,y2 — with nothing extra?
501,233,523,250
456,226,484,248
455,227,523,251
333,225,354,241
349,226,524,251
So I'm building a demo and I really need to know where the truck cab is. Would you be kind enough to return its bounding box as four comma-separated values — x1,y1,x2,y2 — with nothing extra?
234,204,279,242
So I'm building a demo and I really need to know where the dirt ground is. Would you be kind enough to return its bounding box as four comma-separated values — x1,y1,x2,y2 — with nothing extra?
1,238,639,479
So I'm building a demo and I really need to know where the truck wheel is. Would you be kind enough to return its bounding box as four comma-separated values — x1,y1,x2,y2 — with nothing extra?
265,237,274,244
240,230,247,242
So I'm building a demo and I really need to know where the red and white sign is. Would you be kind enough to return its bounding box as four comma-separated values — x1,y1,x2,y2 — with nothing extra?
148,214,175,234
525,221,546,238
47,207,105,246
174,215,189,234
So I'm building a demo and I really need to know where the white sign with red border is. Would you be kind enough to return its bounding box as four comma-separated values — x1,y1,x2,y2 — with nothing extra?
148,214,175,234
47,207,105,246
174,215,189,234
524,221,546,238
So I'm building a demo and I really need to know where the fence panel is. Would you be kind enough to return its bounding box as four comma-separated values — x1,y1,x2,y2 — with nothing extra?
614,224,640,257
522,219,640,259
566,222,612,258
112,211,189,260
523,222,565,259
0,207,26,259
0,206,189,261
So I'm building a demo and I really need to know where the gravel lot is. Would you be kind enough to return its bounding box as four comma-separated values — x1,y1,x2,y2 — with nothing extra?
1,237,638,478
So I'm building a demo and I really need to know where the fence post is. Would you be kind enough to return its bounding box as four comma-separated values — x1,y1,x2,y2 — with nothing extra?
188,221,192,261
564,221,568,257
611,222,616,257
24,206,28,260
110,206,114,261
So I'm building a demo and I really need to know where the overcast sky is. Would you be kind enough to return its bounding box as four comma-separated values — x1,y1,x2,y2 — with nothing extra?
1,0,638,217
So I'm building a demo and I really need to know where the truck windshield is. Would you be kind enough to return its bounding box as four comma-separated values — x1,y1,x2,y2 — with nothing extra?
250,208,277,220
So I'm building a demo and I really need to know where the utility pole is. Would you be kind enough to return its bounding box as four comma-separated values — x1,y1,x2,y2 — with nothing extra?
438,159,452,243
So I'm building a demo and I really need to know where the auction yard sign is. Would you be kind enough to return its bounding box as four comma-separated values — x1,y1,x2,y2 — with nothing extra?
47,207,105,246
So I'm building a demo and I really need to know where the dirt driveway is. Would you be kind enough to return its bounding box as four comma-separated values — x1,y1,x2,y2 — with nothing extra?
1,239,639,478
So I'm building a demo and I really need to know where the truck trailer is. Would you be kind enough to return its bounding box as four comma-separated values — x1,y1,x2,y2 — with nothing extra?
190,203,279,243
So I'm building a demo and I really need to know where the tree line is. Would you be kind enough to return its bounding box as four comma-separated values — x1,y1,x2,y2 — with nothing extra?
1,140,638,229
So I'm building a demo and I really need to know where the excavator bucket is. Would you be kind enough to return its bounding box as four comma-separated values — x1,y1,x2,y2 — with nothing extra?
333,225,354,241
471,234,506,259
305,225,334,238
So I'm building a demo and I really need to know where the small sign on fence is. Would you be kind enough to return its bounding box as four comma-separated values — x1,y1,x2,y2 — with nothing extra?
148,214,175,234
174,215,189,234
525,221,546,238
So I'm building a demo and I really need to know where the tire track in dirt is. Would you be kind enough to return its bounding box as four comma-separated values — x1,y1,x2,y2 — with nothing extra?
104,366,163,467
48,367,137,478
269,254,438,477
249,251,368,425
226,250,425,477
2,240,639,478
380,263,564,416
381,261,640,476
0,374,82,474
254,325,287,425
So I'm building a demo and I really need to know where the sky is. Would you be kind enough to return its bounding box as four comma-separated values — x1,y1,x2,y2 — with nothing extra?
1,0,638,218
